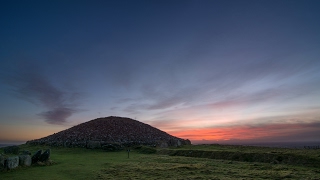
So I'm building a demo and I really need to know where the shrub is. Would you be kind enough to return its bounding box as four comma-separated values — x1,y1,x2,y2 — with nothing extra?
138,146,157,154
4,146,20,155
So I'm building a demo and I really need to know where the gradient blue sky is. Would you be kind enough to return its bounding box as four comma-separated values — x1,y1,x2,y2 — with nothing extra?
1,0,320,144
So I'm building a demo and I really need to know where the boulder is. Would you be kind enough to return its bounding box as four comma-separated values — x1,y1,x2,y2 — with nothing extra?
19,155,31,166
39,149,50,162
32,150,42,164
0,155,7,171
87,141,101,149
7,156,19,169
4,146,20,154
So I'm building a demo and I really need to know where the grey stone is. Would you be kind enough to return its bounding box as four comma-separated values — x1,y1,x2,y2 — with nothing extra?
0,155,7,171
32,150,42,164
39,149,50,162
7,156,19,169
177,140,182,147
19,155,31,166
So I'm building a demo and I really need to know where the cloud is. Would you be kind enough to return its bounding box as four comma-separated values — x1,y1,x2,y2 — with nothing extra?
38,107,76,124
128,48,319,112
2,67,81,124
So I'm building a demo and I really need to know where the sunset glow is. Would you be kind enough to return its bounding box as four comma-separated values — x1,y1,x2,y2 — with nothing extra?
168,122,320,143
1,0,319,145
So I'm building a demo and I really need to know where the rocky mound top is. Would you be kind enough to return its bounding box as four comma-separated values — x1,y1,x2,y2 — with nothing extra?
27,116,191,148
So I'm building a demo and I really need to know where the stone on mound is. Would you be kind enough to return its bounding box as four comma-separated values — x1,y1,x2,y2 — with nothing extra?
7,156,19,169
39,149,50,162
19,155,31,166
0,155,6,170
32,150,42,164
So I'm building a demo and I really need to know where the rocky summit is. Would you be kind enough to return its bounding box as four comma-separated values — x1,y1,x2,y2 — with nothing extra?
27,116,191,149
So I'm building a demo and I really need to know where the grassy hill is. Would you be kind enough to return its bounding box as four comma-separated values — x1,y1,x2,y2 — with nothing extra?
1,144,320,180
27,116,191,148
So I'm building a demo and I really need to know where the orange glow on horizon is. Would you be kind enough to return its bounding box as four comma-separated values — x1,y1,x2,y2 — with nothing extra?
0,123,65,142
167,122,320,142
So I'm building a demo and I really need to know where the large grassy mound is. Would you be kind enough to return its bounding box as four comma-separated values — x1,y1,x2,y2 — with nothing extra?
27,116,190,148
1,144,320,180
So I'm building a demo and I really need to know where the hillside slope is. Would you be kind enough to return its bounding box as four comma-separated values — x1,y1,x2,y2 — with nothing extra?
27,116,191,148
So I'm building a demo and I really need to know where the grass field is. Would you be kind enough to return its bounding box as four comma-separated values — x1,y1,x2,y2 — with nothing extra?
1,144,320,180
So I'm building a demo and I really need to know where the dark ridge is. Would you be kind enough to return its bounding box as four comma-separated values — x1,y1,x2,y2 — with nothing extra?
26,116,191,148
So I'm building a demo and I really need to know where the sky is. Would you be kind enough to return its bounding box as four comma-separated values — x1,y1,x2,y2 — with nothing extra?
1,0,320,144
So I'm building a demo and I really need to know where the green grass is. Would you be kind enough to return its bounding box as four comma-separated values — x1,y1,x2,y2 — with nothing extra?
162,144,320,167
1,144,320,180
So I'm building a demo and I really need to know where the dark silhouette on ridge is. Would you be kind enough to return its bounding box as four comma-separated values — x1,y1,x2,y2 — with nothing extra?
27,116,191,148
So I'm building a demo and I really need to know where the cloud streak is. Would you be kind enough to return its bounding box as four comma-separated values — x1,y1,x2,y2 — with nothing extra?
2,68,81,124
118,48,320,114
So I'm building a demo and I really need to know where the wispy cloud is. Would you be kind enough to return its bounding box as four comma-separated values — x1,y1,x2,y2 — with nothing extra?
118,49,320,115
2,68,82,124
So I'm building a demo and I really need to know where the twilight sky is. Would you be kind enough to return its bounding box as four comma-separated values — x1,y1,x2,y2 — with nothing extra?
1,0,320,144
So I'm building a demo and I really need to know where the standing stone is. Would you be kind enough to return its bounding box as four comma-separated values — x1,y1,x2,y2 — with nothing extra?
32,150,42,164
7,156,19,169
39,149,50,162
19,155,31,166
177,140,182,147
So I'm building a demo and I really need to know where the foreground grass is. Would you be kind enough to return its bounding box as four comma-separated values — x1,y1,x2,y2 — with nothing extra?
176,144,320,157
1,144,320,180
162,144,320,167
